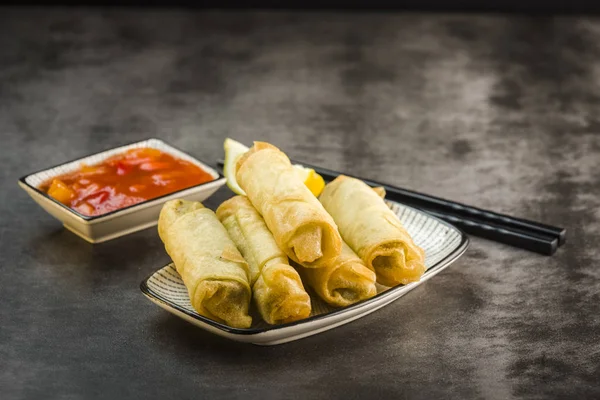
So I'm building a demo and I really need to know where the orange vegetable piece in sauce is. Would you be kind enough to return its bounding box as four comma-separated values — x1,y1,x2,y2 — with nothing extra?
47,179,75,204
40,148,214,217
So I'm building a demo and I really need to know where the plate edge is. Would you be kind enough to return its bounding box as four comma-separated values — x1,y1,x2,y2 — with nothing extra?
140,231,470,337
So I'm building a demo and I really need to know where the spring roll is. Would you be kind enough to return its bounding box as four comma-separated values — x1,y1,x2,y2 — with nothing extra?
216,196,312,324
296,242,377,307
158,199,252,328
319,176,426,287
236,142,342,267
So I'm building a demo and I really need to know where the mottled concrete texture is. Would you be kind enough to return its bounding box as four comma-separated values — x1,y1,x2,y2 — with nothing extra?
1,8,599,400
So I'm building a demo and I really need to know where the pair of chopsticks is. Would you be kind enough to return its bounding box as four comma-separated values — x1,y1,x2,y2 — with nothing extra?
216,160,565,255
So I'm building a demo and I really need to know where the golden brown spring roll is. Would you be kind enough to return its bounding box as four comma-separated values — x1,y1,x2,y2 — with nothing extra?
216,196,312,324
158,199,252,328
319,176,426,287
236,142,342,267
296,242,377,307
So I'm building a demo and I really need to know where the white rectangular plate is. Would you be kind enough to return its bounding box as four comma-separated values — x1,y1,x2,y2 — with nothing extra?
141,201,469,345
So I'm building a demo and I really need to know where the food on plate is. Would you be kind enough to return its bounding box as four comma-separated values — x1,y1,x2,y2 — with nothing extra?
296,242,377,307
223,138,249,196
216,196,311,324
158,199,252,328
149,140,428,327
235,141,342,267
319,176,426,286
40,147,214,217
372,186,386,198
293,164,326,197
224,138,326,197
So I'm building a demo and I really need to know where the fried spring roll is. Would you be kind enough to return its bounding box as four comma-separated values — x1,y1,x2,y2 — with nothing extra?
296,242,377,307
158,199,252,328
319,176,426,286
236,142,342,267
216,196,312,324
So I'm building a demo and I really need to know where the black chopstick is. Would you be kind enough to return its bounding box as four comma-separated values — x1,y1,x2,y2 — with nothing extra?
424,209,558,256
215,160,565,255
303,163,566,246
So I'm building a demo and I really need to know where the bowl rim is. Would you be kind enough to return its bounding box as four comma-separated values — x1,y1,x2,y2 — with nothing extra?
18,138,224,223
140,205,470,336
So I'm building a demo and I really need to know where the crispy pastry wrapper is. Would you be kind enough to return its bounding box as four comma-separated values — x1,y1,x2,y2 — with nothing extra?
319,176,426,286
235,142,342,267
296,242,377,307
217,196,311,324
158,199,252,328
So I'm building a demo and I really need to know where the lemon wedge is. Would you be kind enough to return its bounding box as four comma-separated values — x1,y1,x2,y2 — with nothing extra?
293,164,326,197
224,138,250,195
223,138,326,197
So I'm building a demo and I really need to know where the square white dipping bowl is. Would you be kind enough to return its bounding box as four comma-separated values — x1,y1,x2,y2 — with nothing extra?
18,138,226,243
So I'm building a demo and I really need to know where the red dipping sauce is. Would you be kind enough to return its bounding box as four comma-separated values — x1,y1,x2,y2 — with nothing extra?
40,148,214,217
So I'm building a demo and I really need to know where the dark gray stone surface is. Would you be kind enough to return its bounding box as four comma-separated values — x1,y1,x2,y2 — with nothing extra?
1,8,599,400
